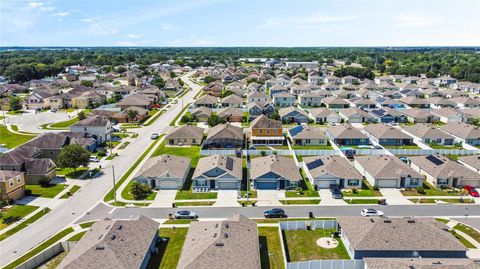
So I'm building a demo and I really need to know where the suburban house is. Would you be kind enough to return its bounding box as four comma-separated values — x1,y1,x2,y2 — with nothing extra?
0,147,57,184
165,125,204,146
204,123,244,149
364,124,415,146
369,108,407,123
341,75,359,84
339,108,376,123
451,97,480,109
24,90,53,110
192,155,242,190
21,133,72,160
290,84,312,96
380,98,406,109
218,107,243,122
321,83,340,91
440,122,480,146
303,155,362,189
247,101,275,119
191,107,212,122
203,82,223,97
298,92,323,107
353,98,376,109
288,125,327,146
430,108,465,123
273,92,296,107
278,107,309,124
458,155,480,173
0,170,25,202
354,155,423,188
134,155,191,190
57,216,159,269
324,75,341,84
409,155,480,188
112,106,148,123
70,115,112,143
308,108,341,124
194,95,218,108
177,214,260,269
382,90,402,99
402,124,456,146
251,155,300,189
247,91,270,103
337,217,467,259
326,124,370,146
117,94,151,110
400,109,439,123
221,94,243,108
321,96,350,109
426,97,456,108
433,76,458,86
250,115,284,146
463,108,480,124
399,96,430,109
269,85,289,97
363,258,480,269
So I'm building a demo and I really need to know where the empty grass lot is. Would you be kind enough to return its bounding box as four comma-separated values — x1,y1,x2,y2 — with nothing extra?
342,181,382,197
284,229,350,261
25,184,68,198
0,205,39,230
146,228,188,269
0,125,36,149
259,227,285,269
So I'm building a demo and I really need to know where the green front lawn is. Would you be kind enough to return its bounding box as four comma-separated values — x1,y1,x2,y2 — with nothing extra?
175,201,215,206
449,230,476,248
143,110,164,126
49,117,79,128
6,110,24,115
344,199,379,204
429,144,463,149
342,181,382,197
454,223,480,243
163,219,198,224
0,208,50,241
284,229,350,261
175,191,217,200
152,141,201,158
67,231,86,242
256,218,334,224
285,169,319,198
121,180,157,201
56,167,88,179
259,227,285,269
169,103,191,126
25,184,67,198
79,221,96,229
60,185,81,199
279,199,320,205
146,228,188,269
0,125,36,149
0,205,39,230
401,182,461,196
408,198,474,204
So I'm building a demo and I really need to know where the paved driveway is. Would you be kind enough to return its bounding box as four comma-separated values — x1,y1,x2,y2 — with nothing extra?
150,190,177,207
380,188,413,205
318,189,346,205
256,190,282,206
214,190,240,207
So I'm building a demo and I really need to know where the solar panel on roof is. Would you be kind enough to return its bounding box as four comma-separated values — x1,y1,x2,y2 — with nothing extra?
226,157,234,171
289,125,304,137
306,159,324,170
426,155,444,166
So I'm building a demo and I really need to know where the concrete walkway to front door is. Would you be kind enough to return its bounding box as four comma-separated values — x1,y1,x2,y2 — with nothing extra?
379,188,413,205
213,190,241,207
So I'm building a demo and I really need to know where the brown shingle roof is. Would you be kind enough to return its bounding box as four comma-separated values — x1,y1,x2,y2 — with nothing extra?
135,154,191,179
250,114,282,129
327,124,368,139
355,155,422,179
193,155,242,180
72,115,110,127
303,155,361,180
409,155,480,179
364,123,412,139
441,122,480,139
250,155,300,182
166,125,204,140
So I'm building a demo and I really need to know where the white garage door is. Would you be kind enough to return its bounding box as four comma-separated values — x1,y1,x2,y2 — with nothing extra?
159,180,179,190
218,181,238,190
377,179,398,188
316,180,337,189
461,180,480,187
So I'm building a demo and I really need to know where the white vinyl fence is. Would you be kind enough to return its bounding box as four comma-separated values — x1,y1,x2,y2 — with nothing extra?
287,259,365,269
280,220,337,231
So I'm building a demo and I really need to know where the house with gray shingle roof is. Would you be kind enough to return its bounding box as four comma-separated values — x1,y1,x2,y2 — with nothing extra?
402,124,456,146
409,155,480,188
458,155,480,174
308,108,341,124
177,214,260,269
440,122,480,146
204,123,244,149
326,124,369,146
192,155,242,190
337,217,467,259
430,108,466,123
166,125,204,146
364,258,480,269
364,123,414,146
134,155,191,189
288,125,327,146
278,107,308,124
303,155,362,189
321,96,350,110
58,216,159,269
273,92,296,107
339,108,376,123
251,155,300,190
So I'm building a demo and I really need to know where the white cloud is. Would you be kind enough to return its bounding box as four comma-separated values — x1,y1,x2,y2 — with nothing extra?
396,14,441,27
81,18,94,23
258,13,360,30
161,23,179,31
117,41,137,46
28,2,44,9
54,11,69,17
125,33,140,39
194,39,214,45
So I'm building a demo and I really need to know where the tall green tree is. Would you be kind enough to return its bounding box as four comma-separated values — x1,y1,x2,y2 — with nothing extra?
8,96,23,112
57,144,90,170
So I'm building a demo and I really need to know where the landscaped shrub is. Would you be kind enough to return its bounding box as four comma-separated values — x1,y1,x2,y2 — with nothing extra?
96,150,106,157
416,186,426,194
352,188,358,194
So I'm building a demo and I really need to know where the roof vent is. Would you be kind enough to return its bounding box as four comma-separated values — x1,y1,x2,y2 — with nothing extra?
111,235,116,240
215,242,224,247
213,233,217,238
215,223,219,228
225,224,229,229
118,225,122,230
96,246,105,250
383,219,392,223
224,233,228,238
407,219,416,224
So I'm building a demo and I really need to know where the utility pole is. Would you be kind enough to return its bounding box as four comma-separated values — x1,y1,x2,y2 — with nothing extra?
112,165,117,205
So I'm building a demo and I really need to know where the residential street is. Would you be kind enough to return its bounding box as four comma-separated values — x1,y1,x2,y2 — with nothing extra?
0,72,202,267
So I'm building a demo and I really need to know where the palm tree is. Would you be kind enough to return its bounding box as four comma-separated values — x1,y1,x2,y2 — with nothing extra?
127,108,139,123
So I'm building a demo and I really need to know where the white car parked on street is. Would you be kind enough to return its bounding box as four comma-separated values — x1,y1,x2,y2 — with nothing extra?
361,208,384,217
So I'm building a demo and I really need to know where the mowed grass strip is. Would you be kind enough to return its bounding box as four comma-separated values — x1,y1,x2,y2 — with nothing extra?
146,228,188,269
0,208,51,241
258,227,285,269
0,125,36,149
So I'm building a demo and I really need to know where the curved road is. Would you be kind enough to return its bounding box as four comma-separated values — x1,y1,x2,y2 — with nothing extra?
0,72,201,267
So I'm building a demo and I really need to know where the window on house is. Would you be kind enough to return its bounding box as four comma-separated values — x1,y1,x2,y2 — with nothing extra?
192,139,196,143
9,179,14,187
16,175,21,183
347,179,359,186
410,178,420,186
438,178,448,185
305,139,311,144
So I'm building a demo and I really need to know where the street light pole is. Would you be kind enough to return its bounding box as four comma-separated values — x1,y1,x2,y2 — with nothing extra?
112,165,117,205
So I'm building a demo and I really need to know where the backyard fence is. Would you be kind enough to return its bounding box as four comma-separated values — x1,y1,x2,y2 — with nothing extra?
388,148,480,155
287,259,365,269
280,220,337,231
15,241,77,269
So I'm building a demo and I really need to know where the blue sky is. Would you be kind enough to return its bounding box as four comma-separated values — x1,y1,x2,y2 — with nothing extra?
1,0,479,46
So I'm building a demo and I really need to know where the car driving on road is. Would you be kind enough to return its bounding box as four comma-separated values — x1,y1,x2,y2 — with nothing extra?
361,208,384,217
151,133,159,139
174,210,198,219
264,208,287,218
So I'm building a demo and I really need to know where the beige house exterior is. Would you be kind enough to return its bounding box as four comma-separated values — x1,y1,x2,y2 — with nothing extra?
0,171,25,201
